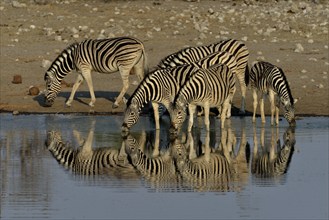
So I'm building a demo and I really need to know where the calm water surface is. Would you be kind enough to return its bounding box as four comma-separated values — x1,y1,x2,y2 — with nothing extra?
1,114,328,219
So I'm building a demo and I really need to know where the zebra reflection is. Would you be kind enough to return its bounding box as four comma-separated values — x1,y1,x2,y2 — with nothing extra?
171,126,250,192
46,121,134,175
123,130,183,191
251,125,295,184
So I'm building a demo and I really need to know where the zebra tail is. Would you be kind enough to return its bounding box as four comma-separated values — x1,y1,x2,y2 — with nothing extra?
244,64,250,86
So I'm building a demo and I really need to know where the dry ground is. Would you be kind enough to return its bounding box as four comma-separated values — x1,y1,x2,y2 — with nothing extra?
0,0,328,117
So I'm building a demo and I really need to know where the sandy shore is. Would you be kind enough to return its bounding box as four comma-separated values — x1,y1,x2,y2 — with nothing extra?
0,0,328,116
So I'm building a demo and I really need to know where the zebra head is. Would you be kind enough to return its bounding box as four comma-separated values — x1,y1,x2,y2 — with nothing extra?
44,71,61,107
123,134,142,165
170,96,188,134
46,130,63,150
283,99,297,126
122,99,141,133
170,137,188,167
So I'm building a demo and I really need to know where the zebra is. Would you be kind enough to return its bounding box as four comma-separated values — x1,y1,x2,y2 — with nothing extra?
251,126,295,181
158,38,249,114
170,63,236,133
46,128,133,175
249,61,297,126
44,37,148,108
121,50,238,132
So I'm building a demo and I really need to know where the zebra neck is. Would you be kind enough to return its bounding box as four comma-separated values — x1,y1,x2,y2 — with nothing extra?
48,44,77,81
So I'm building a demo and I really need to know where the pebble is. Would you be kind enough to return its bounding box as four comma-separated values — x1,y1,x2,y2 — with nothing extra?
42,59,52,68
294,43,304,53
318,84,324,89
12,75,22,84
12,1,27,8
29,86,40,96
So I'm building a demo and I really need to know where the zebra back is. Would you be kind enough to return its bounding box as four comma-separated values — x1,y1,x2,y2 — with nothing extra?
158,39,248,71
74,37,147,75
176,64,235,106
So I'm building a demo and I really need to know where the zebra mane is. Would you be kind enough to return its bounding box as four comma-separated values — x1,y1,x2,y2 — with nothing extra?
277,67,294,105
45,42,78,80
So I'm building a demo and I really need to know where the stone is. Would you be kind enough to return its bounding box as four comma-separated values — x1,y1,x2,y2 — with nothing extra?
12,75,22,84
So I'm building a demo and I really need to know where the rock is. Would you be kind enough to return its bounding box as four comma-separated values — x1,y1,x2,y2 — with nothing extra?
42,59,52,69
12,111,19,115
12,1,27,8
29,86,40,96
12,75,22,84
294,43,304,53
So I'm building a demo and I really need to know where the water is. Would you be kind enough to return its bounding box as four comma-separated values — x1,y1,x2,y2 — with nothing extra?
1,114,328,219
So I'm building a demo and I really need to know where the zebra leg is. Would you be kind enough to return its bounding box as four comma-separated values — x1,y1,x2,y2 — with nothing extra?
114,69,130,108
269,90,276,126
151,102,160,130
260,94,266,124
237,73,246,114
220,98,230,129
81,70,97,107
252,89,258,123
66,74,84,107
203,105,210,131
275,96,280,126
226,86,236,119
187,104,197,132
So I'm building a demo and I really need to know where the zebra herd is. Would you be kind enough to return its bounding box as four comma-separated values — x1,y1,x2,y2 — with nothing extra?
44,36,297,132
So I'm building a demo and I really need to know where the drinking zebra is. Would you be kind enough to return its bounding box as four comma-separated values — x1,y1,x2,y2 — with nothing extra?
46,128,133,175
251,126,295,180
249,61,297,126
170,63,236,133
121,50,238,132
158,38,249,114
44,37,148,108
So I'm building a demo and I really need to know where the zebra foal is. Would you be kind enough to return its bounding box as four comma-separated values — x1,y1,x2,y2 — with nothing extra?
44,37,148,108
171,63,236,133
249,61,296,126
158,38,249,113
122,50,238,132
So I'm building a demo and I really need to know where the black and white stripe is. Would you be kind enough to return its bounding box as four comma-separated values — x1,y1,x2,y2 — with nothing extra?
249,61,296,126
44,37,148,108
122,50,238,132
251,126,295,179
46,130,132,175
171,64,236,133
158,39,249,113
124,133,179,189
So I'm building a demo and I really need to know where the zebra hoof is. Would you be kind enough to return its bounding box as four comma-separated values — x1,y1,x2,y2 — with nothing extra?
65,102,71,107
112,103,119,109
